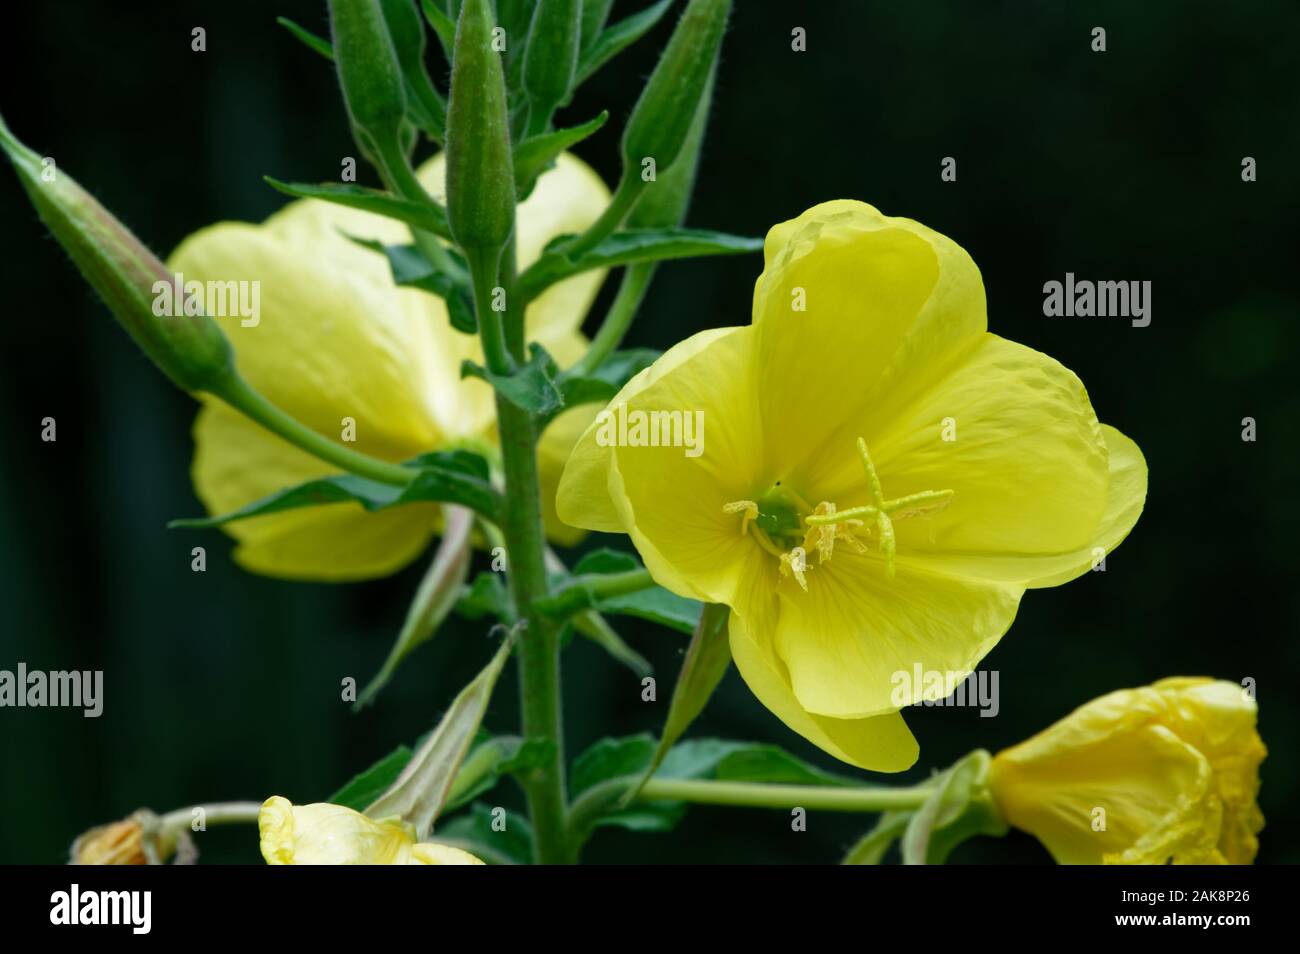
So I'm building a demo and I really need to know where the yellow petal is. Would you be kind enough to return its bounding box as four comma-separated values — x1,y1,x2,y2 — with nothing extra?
539,400,603,547
191,401,438,581
259,797,416,865
750,200,986,475
906,424,1147,587
561,327,769,604
729,600,919,772
773,553,1023,718
989,679,1265,864
409,842,486,865
556,326,751,539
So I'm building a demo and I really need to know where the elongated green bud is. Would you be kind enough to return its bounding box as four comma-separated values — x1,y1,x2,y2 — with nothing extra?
628,66,714,228
523,0,581,133
579,0,615,50
622,0,730,174
329,0,408,152
0,115,233,393
446,0,516,250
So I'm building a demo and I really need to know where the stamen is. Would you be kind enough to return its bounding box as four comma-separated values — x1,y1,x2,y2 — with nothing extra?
779,547,809,591
722,500,758,537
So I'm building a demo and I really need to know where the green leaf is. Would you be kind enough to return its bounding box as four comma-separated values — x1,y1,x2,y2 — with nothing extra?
544,548,650,676
264,177,452,238
623,603,731,803
444,736,555,812
327,746,414,811
714,745,859,787
461,342,563,415
842,811,911,865
277,16,335,60
455,571,514,622
518,227,762,301
579,0,616,51
356,505,475,710
513,111,609,197
570,549,703,633
168,450,501,528
577,0,675,84
545,347,659,425
571,736,750,836
366,626,518,837
420,0,456,60
348,236,475,333
437,803,533,865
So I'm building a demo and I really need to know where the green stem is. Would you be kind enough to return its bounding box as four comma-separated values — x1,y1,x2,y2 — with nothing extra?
159,801,262,832
478,230,570,864
638,779,932,812
534,567,656,619
497,394,570,863
466,245,514,376
571,263,656,377
559,172,646,258
215,372,415,486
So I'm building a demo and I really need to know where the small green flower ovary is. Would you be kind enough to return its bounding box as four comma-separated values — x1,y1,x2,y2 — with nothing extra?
724,438,955,587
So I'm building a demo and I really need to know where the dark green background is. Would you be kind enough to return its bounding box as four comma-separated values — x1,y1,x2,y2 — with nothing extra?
1,1,1296,864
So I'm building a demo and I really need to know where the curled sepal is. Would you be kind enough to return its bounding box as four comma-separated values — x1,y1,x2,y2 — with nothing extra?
621,603,731,805
446,0,517,250
0,114,234,394
355,505,476,709
900,750,1007,865
365,622,520,838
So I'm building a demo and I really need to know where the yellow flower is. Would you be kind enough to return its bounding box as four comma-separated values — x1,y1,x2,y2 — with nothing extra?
258,796,483,865
988,678,1265,864
557,201,1147,771
169,153,610,580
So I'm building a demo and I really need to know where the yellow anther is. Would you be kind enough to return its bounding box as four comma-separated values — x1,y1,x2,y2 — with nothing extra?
722,500,758,537
779,547,809,591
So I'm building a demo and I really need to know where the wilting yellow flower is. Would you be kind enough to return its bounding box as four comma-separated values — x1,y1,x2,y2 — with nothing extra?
988,678,1265,864
258,796,483,865
71,818,149,865
169,153,609,580
557,201,1146,771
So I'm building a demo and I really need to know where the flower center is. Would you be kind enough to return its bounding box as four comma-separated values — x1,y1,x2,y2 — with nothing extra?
723,438,954,590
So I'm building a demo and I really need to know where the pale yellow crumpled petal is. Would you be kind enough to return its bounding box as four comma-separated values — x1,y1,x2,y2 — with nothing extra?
988,678,1265,864
258,796,484,865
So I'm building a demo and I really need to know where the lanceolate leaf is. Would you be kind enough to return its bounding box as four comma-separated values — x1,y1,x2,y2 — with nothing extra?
327,746,415,811
462,343,563,415
623,603,730,803
266,177,452,238
277,16,335,60
518,227,762,301
577,0,675,84
569,549,703,634
365,626,518,838
842,811,911,865
513,111,609,197
546,348,660,425
443,736,555,813
168,450,502,529
348,236,475,333
437,803,533,865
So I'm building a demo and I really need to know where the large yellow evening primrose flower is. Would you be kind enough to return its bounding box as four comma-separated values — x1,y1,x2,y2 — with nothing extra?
258,796,483,865
557,201,1147,771
168,153,609,580
988,678,1265,864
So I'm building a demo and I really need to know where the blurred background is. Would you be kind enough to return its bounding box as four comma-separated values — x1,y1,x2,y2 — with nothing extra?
1,0,1296,864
